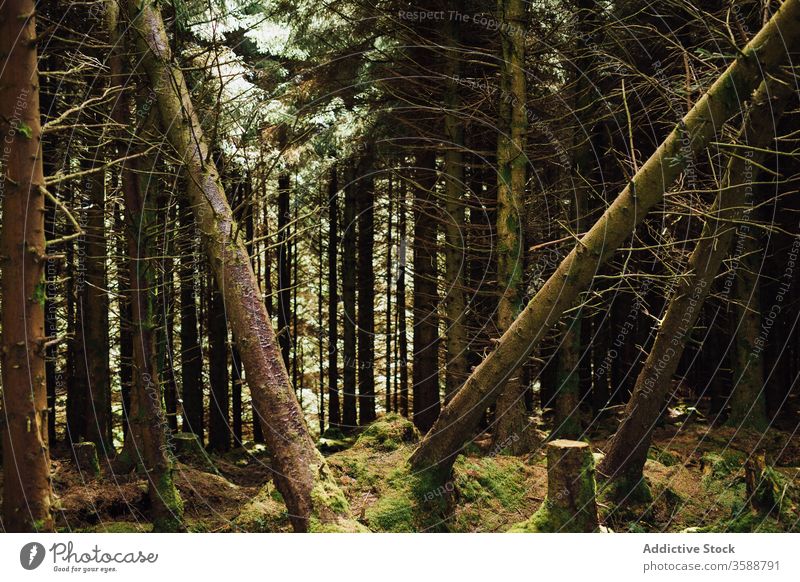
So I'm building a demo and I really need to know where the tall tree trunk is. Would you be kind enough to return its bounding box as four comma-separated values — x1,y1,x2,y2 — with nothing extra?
410,1,800,475
412,150,441,433
277,172,292,370
398,180,409,417
208,277,230,453
0,0,55,532
327,167,341,428
179,198,203,439
443,5,469,403
728,231,768,429
342,166,358,429
492,0,528,453
598,76,794,486
385,174,394,413
109,4,185,527
126,0,349,531
553,0,599,439
357,157,376,425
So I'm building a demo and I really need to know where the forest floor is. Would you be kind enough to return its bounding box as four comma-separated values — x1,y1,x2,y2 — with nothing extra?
7,399,799,533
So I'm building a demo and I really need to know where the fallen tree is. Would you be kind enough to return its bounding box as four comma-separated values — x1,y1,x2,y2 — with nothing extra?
597,74,796,491
125,0,349,532
410,0,800,476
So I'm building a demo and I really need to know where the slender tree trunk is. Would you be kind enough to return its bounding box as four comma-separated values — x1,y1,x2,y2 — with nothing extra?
385,174,394,413
443,5,469,403
342,166,358,429
117,205,133,439
208,278,230,453
277,172,292,370
126,0,349,531
412,150,441,433
410,2,800,474
327,167,341,428
492,0,528,453
232,345,243,444
598,76,794,485
357,157,376,425
179,199,203,439
0,0,54,532
398,180,409,418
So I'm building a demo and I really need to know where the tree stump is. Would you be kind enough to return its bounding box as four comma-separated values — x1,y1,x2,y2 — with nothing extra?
509,439,598,532
73,442,101,478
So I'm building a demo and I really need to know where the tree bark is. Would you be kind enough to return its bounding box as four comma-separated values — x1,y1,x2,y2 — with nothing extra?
492,0,528,453
0,0,55,532
398,180,409,417
108,5,185,527
412,150,441,433
208,277,230,453
357,156,376,424
327,166,341,428
411,0,800,474
598,75,795,485
728,230,768,429
342,165,358,429
126,0,348,531
179,198,203,439
443,5,469,403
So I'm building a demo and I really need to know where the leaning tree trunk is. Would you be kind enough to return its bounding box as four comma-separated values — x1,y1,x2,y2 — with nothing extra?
126,0,349,531
410,0,800,475
598,75,795,487
0,0,55,532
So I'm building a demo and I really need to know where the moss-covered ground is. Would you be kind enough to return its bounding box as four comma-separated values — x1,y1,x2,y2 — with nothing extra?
16,413,797,533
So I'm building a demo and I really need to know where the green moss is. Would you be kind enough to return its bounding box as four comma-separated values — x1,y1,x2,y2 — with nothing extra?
151,467,184,532
454,456,526,510
600,474,653,504
311,475,350,516
648,446,680,467
701,451,745,485
365,491,416,532
354,413,419,452
509,503,576,532
234,486,290,532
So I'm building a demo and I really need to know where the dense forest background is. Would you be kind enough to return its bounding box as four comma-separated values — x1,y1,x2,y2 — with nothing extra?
1,0,800,533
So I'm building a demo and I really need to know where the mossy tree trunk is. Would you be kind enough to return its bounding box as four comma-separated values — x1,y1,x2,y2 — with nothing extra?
598,75,795,486
126,0,349,531
492,0,529,454
411,0,800,475
0,0,55,532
